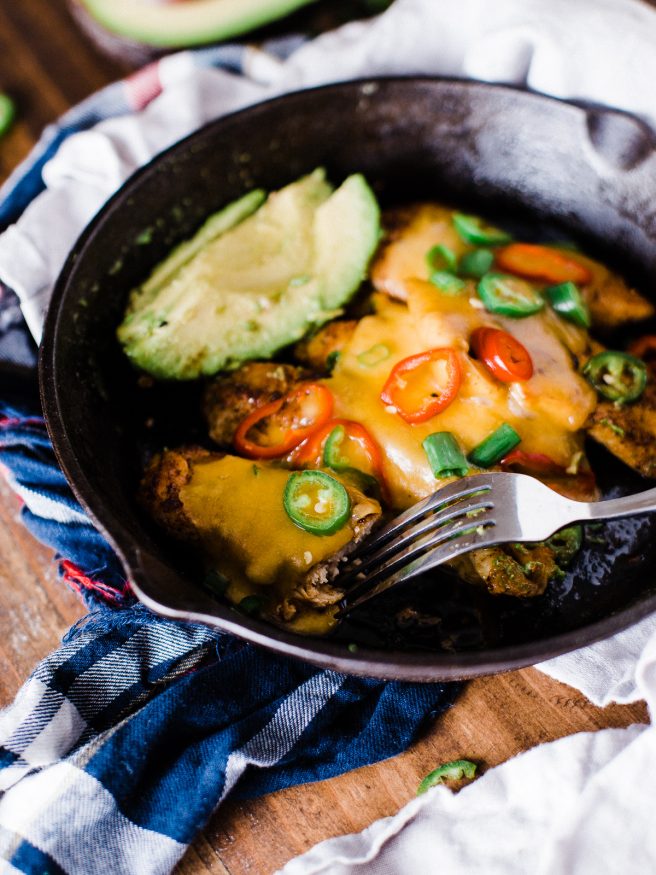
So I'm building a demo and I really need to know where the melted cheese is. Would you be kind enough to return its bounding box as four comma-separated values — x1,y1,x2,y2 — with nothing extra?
180,456,355,586
326,281,597,509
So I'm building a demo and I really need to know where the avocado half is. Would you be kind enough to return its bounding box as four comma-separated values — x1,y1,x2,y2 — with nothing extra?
118,169,381,380
76,0,319,48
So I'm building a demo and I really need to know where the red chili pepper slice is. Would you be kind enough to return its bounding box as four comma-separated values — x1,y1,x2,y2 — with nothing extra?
234,382,333,459
470,327,534,383
495,243,592,285
380,348,462,424
628,335,656,362
500,450,566,476
296,412,384,469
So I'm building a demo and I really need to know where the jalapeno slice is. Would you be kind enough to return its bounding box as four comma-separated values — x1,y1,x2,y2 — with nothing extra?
0,94,15,139
283,471,351,536
477,273,544,318
583,351,647,403
417,760,478,795
453,213,512,246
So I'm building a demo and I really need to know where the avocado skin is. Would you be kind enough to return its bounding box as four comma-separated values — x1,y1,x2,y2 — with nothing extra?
77,0,319,48
118,169,381,380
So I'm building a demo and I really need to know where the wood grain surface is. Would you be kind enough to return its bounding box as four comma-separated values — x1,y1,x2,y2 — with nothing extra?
0,3,649,874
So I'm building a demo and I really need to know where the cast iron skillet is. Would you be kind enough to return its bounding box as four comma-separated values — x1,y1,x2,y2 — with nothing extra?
40,78,656,681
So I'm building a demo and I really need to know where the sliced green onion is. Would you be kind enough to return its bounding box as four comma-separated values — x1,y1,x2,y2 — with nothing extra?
583,351,647,403
545,281,590,328
357,343,391,367
546,525,583,568
477,273,544,317
430,270,466,295
468,423,521,468
417,760,477,795
453,213,511,246
459,248,494,278
0,93,15,139
283,470,351,536
423,432,469,479
426,243,458,272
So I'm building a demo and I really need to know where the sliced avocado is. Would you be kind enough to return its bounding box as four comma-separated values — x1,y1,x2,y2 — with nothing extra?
118,169,381,380
77,0,319,48
139,188,266,303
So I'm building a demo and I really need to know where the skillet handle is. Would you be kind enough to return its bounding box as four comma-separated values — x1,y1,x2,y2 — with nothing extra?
584,105,656,171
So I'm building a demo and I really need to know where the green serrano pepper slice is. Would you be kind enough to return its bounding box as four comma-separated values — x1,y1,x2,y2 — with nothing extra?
283,470,351,536
477,273,544,317
453,213,511,246
583,351,647,403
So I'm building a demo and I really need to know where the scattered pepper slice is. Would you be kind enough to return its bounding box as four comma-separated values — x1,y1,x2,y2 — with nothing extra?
417,760,478,795
283,470,351,536
453,213,511,246
234,382,333,458
381,348,462,424
496,243,592,284
477,274,544,318
583,351,647,404
470,327,533,382
0,93,15,139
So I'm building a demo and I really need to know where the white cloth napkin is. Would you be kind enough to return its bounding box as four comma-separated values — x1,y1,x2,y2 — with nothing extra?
2,0,656,871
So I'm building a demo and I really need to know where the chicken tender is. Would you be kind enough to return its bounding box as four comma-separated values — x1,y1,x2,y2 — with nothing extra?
140,449,382,632
203,361,309,447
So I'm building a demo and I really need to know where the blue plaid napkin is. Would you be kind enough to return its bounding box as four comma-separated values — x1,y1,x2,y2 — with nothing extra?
0,44,459,875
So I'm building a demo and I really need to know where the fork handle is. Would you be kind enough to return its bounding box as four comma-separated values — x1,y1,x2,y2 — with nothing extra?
583,486,656,522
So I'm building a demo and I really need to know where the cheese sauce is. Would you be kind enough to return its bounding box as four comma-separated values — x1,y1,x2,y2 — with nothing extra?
326,281,596,509
179,456,355,586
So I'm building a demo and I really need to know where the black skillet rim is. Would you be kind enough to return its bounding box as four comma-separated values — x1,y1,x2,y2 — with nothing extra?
39,75,656,681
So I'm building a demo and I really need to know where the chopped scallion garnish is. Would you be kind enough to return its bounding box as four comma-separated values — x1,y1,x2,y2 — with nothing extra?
468,423,521,468
423,432,469,478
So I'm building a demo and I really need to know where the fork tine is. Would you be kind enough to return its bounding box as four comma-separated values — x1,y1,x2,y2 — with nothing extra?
338,496,494,584
345,477,493,566
337,528,494,617
338,507,497,600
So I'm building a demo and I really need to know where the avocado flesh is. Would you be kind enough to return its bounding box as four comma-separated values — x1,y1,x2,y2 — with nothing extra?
118,169,381,380
78,0,319,47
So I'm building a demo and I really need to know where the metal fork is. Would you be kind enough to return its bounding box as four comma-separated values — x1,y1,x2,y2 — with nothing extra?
337,472,656,615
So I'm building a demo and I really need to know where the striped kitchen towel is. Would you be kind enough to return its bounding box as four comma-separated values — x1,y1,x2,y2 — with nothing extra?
0,38,458,874
0,404,459,874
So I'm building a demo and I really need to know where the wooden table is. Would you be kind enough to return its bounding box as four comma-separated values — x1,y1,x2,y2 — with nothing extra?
0,3,648,873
